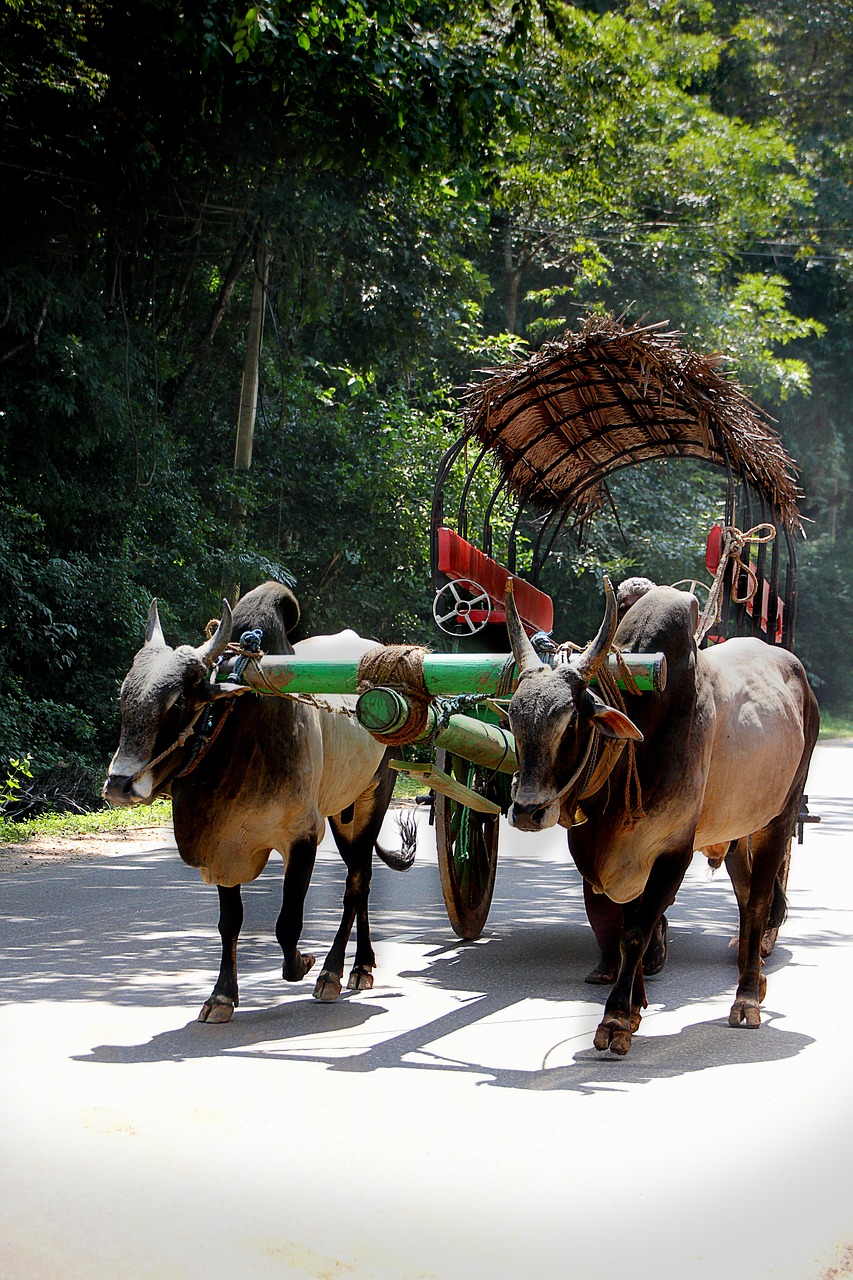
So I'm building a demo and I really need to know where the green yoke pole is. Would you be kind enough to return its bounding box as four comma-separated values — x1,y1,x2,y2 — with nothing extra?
218,650,666,697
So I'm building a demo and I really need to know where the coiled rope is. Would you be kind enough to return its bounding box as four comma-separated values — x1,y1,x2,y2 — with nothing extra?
694,523,776,645
355,645,433,745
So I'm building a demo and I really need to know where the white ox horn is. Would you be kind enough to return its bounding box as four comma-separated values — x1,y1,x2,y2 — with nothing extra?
505,580,546,676
144,599,166,647
195,599,233,668
574,574,618,682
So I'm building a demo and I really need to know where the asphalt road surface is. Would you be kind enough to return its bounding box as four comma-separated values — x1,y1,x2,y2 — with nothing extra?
2,741,852,1280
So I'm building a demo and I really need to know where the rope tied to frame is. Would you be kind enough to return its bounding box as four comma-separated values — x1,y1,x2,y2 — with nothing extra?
356,644,433,745
694,523,777,646
205,619,357,717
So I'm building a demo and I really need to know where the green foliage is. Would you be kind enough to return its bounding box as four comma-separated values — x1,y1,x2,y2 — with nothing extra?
1,0,852,827
794,531,853,714
1,755,32,814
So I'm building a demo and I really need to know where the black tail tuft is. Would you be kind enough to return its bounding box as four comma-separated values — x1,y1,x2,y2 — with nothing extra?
769,872,788,932
375,809,417,872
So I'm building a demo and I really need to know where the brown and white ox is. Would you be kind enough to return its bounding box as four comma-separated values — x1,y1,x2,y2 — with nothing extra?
505,577,819,1056
103,580,414,1022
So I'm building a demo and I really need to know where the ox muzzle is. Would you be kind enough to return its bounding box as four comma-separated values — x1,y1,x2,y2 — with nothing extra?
102,770,155,807
507,782,561,833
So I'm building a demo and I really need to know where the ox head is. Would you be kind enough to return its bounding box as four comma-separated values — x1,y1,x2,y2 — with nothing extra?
103,600,249,807
506,577,643,832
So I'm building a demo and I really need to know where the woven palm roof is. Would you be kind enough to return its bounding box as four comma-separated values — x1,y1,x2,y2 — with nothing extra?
461,314,802,529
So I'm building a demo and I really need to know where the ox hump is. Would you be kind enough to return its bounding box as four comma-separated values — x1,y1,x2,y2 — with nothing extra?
294,630,380,662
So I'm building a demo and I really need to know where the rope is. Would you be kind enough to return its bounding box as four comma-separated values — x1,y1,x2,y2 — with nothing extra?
356,644,433,745
128,705,207,784
173,699,238,778
694,523,776,645
593,653,645,823
552,637,644,821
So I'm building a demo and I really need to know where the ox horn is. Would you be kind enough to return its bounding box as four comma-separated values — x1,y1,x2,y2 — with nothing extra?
195,599,233,668
574,574,618,682
144,599,166,647
505,580,546,677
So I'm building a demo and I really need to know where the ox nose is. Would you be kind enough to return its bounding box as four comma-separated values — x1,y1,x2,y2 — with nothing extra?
508,797,550,831
102,774,140,807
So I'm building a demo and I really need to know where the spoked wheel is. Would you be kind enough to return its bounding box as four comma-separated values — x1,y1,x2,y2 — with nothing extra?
434,748,505,940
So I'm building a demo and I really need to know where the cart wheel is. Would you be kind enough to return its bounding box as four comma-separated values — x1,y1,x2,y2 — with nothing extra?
761,835,793,958
434,749,502,940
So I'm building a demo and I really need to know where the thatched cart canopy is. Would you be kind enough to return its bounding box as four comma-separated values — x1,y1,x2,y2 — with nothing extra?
460,315,802,530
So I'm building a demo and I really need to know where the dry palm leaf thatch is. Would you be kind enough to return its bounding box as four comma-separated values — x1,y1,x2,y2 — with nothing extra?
460,314,802,530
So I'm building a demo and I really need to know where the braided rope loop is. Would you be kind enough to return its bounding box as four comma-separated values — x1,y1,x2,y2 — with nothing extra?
694,523,776,645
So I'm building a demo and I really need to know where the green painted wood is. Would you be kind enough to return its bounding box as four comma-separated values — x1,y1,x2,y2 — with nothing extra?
219,650,666,696
353,689,518,773
424,707,517,773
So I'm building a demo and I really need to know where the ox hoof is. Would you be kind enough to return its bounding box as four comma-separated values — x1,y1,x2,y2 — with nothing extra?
347,966,374,992
283,952,316,982
198,996,235,1024
728,997,761,1028
593,1017,633,1056
313,972,342,1002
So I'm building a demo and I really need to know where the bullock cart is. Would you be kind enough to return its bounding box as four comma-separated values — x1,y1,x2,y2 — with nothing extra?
219,315,814,941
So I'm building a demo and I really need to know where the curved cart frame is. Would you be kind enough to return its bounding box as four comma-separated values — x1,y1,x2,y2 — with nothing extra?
424,315,807,937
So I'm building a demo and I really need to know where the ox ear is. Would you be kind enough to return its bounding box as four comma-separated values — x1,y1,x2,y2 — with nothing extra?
144,599,166,648
198,680,251,702
195,599,233,668
586,690,643,742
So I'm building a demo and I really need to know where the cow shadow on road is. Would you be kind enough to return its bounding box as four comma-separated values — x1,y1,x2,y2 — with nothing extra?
72,856,818,1094
2,842,831,1094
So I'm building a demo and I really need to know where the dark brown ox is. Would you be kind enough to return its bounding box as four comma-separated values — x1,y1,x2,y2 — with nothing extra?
104,580,414,1021
505,578,819,1056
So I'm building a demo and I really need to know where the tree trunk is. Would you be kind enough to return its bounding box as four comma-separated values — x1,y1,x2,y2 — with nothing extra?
223,237,270,606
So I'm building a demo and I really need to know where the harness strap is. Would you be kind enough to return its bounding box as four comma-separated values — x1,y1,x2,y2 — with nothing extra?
173,699,238,779
128,706,207,785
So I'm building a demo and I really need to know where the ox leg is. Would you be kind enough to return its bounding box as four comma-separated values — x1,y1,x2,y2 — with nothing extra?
729,822,788,1029
313,846,375,1003
199,885,243,1024
315,771,393,1002
276,837,317,983
726,836,789,960
593,850,691,1056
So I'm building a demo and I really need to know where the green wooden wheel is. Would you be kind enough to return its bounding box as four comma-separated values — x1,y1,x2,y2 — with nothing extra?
434,748,506,940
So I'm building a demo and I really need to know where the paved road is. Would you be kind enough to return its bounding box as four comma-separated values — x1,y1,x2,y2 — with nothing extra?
2,742,852,1280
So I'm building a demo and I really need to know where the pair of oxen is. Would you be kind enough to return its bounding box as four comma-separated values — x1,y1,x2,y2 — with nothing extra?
104,577,818,1056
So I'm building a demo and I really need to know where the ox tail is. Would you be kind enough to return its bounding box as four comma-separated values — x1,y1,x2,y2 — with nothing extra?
375,809,417,872
768,870,788,933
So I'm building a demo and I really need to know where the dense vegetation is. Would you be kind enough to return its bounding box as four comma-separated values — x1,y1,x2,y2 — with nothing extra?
1,0,851,808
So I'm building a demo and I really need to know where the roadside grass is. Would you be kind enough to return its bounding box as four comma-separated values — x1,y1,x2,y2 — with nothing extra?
0,773,424,847
0,797,174,846
819,713,853,739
